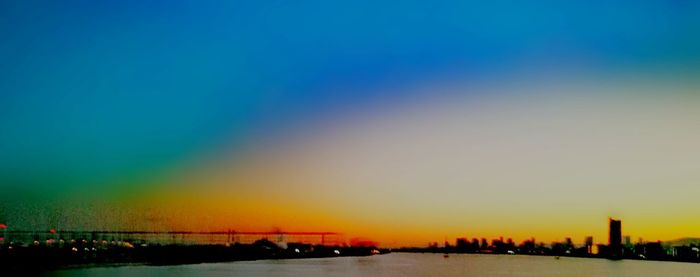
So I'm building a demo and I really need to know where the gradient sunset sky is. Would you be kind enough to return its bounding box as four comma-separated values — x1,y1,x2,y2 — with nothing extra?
2,1,700,247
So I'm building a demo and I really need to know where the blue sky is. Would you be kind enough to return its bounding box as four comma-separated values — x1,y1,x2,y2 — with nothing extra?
1,0,699,191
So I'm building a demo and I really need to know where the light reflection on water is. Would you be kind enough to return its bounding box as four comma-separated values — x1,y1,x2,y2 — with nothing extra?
50,253,700,277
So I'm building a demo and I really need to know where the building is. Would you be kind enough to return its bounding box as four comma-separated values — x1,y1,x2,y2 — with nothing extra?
609,218,622,259
624,235,631,247
585,236,594,254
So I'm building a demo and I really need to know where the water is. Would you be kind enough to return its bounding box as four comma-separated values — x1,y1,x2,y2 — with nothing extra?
50,253,700,276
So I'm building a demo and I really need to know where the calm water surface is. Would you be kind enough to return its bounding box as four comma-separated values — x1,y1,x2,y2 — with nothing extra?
50,253,700,276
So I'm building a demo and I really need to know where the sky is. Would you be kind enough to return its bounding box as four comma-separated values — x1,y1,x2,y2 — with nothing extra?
1,1,700,247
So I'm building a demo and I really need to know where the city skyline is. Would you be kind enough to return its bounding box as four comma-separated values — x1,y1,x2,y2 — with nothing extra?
0,216,692,249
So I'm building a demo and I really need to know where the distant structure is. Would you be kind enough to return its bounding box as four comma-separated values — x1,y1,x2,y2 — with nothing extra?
624,235,632,247
584,236,594,254
608,218,622,259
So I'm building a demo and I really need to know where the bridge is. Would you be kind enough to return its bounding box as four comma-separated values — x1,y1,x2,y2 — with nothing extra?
1,229,342,246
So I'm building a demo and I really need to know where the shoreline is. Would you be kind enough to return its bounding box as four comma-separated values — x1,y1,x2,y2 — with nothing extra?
393,249,700,264
0,242,385,273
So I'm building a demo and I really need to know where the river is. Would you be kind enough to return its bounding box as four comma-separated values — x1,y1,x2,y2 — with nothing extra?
50,253,700,276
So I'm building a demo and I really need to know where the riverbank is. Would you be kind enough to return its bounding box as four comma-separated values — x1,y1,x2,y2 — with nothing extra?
393,247,700,264
0,240,385,273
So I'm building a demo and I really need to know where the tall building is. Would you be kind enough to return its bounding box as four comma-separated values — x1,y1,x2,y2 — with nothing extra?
609,218,622,259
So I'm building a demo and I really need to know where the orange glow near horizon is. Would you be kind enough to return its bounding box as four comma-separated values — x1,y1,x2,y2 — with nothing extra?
4,78,700,248
98,79,700,248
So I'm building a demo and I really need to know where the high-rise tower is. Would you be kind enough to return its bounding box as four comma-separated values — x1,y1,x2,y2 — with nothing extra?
608,218,622,259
